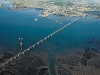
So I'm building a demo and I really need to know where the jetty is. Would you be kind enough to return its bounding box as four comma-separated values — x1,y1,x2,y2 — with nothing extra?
46,17,63,25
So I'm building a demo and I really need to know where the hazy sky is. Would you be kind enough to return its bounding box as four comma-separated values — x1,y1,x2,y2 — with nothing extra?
0,0,100,2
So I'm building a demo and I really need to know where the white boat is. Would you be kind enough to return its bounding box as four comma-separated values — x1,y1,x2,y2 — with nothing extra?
35,18,38,21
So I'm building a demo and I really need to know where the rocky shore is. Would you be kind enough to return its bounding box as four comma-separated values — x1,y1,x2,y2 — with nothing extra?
56,47,100,75
0,52,50,75
55,37,100,75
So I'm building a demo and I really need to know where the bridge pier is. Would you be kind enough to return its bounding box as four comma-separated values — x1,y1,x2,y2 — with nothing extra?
27,49,29,51
40,40,43,42
36,42,39,45
14,56,16,59
58,29,60,31
44,37,47,40
47,35,50,38
18,55,19,57
22,52,24,54
33,45,35,47
51,34,53,36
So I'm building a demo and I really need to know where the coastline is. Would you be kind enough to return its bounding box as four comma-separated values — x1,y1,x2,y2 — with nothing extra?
56,48,100,75
0,51,50,75
0,1,100,75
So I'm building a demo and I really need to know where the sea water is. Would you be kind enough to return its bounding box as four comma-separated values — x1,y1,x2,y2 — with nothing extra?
0,4,100,54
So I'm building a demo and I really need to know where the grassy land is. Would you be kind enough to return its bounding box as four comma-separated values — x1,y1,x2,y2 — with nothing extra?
0,3,2,8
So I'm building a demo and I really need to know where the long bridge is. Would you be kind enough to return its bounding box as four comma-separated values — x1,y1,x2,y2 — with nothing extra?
0,17,81,69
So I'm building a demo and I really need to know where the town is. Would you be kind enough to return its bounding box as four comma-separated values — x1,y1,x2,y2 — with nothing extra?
0,0,100,18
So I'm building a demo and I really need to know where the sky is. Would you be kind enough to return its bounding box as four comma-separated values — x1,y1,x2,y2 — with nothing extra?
0,0,100,3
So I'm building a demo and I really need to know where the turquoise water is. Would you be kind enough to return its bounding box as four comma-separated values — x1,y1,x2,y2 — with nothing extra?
0,4,100,54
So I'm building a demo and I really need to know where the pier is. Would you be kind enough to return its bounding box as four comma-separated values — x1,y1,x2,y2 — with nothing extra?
46,17,63,25
38,15,63,24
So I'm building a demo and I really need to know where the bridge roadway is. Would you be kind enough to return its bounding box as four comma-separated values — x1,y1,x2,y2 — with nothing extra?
0,18,81,68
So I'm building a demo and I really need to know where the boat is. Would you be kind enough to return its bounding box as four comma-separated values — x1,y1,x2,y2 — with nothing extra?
35,18,38,21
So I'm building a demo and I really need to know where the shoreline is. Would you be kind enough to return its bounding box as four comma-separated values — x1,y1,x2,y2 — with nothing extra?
0,46,100,75
0,51,50,75
56,48,100,75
